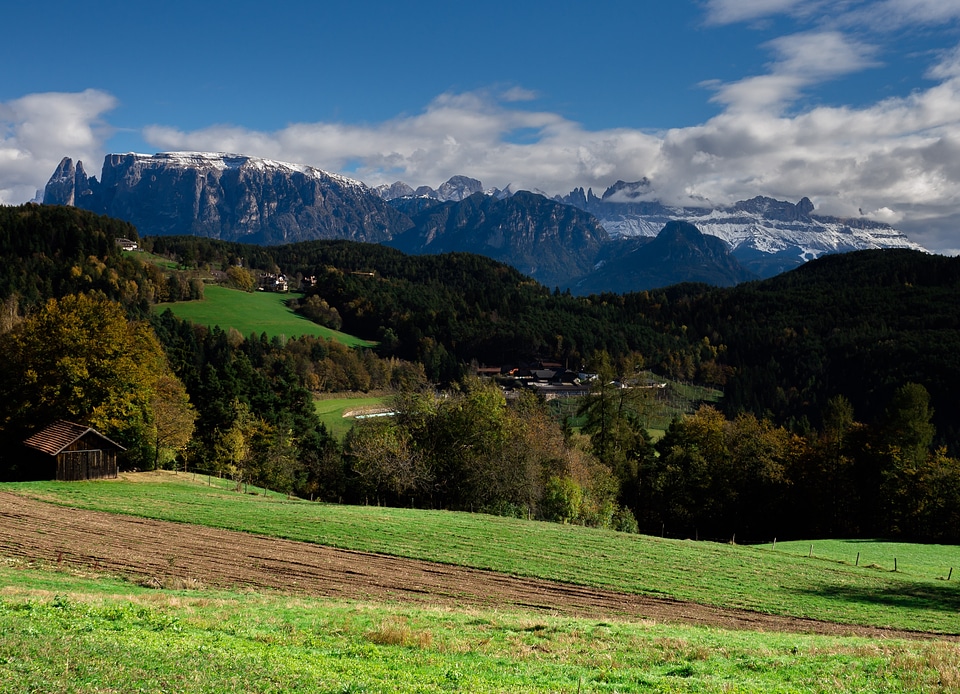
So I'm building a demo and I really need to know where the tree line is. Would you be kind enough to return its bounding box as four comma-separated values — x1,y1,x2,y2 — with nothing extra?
639,384,960,543
4,205,960,542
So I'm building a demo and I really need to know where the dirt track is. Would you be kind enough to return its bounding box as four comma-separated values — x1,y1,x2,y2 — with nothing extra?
0,491,954,641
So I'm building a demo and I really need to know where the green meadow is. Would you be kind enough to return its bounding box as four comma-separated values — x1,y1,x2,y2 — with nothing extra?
2,561,957,693
161,285,375,347
314,395,393,440
763,539,960,580
4,475,960,692
9,474,960,636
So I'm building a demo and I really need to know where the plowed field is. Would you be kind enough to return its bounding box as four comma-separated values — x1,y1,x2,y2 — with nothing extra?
0,491,952,641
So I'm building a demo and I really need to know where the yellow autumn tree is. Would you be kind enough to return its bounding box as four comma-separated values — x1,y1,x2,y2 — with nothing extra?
0,292,193,469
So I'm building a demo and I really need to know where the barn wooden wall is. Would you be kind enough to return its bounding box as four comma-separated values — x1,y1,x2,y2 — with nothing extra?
55,435,118,481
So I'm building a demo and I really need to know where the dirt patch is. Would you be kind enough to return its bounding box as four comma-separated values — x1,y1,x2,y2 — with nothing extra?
0,491,953,641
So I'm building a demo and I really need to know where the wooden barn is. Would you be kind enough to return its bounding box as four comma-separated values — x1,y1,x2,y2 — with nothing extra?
23,421,124,481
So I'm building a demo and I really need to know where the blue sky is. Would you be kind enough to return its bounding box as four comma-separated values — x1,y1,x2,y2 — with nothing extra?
4,0,960,253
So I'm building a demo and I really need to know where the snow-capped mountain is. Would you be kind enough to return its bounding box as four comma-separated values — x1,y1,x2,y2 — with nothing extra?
557,180,926,277
43,152,929,291
376,175,484,203
380,175,926,277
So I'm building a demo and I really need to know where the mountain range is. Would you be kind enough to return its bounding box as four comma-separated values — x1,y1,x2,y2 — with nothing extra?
43,152,927,292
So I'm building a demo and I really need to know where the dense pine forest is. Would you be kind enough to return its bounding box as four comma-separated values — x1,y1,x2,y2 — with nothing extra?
3,204,960,542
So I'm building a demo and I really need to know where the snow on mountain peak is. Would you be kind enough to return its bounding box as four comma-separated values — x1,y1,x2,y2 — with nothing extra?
123,152,368,190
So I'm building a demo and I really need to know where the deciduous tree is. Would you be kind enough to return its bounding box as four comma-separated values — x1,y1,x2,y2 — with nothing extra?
0,292,190,470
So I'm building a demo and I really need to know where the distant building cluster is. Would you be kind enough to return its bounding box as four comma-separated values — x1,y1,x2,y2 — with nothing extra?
477,361,668,400
477,361,592,400
257,272,289,292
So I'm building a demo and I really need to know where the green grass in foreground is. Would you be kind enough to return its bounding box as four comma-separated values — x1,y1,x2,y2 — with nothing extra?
314,395,392,440
7,474,960,636
161,285,375,346
1,561,958,694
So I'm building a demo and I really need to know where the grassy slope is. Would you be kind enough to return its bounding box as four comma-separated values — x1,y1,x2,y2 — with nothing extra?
314,395,392,440
161,285,375,346
4,562,957,693
7,474,960,636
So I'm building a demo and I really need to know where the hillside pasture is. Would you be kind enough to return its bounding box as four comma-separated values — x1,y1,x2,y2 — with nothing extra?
762,539,960,581
7,473,960,636
314,394,393,440
162,285,375,346
3,561,958,693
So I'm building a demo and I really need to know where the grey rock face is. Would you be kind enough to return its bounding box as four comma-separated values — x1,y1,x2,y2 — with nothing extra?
374,181,416,200
389,191,609,289
44,152,412,244
374,175,484,202
436,175,483,202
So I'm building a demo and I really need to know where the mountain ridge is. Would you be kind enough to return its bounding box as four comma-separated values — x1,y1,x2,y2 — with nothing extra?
42,152,928,292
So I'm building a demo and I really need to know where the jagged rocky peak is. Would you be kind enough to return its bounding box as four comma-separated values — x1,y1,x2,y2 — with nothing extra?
43,157,76,206
732,195,815,221
374,175,485,202
44,157,95,206
437,175,483,202
375,181,416,200
601,178,653,201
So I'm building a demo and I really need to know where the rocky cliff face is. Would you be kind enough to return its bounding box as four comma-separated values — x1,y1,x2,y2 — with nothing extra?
388,191,610,289
44,152,412,244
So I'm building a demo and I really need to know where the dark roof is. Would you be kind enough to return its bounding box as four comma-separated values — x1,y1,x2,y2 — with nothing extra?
23,420,126,456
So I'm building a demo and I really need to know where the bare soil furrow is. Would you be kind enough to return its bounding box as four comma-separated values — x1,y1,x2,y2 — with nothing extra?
0,491,954,641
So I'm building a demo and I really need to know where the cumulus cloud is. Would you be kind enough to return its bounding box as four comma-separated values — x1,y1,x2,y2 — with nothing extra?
708,31,879,112
143,91,664,198
0,89,116,205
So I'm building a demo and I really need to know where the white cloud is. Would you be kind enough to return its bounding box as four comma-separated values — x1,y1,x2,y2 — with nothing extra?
499,86,539,102
704,0,814,25
870,0,960,24
706,1,960,35
0,89,116,205
708,31,879,112
143,91,664,199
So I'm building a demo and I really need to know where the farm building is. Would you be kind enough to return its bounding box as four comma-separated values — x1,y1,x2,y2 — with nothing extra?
23,421,124,481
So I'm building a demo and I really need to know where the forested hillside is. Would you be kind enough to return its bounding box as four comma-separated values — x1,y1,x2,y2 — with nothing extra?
4,205,960,542
147,236,707,382
0,204,150,318
657,250,960,450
